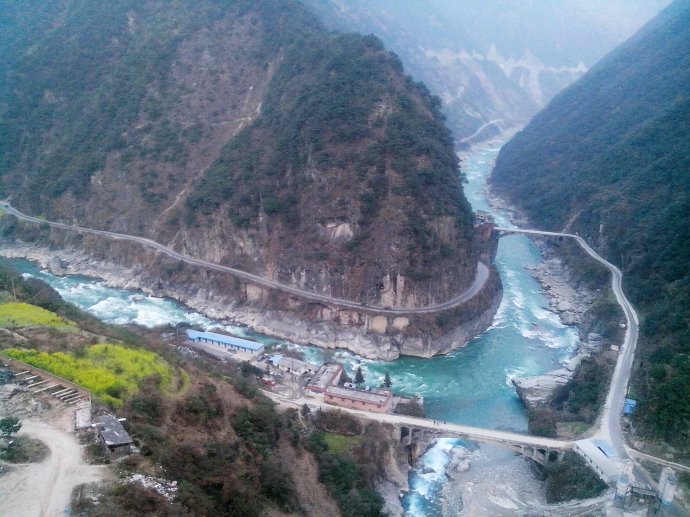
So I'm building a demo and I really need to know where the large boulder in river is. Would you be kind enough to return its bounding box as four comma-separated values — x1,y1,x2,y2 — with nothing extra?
511,368,573,410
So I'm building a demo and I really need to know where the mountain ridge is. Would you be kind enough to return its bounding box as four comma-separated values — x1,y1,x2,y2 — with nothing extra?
491,0,690,447
0,0,501,359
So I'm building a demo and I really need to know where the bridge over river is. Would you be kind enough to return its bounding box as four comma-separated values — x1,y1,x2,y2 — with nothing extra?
2,200,684,495
264,391,570,465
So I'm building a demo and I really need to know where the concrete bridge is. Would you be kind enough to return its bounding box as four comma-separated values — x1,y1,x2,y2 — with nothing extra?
397,419,568,465
266,392,571,465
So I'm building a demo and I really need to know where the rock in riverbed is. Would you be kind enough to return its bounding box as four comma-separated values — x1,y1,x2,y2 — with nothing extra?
511,368,572,410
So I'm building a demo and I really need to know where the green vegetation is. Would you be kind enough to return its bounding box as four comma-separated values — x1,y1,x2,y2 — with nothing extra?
0,302,76,329
323,433,362,454
0,416,21,440
491,2,690,449
383,371,392,388
544,451,607,503
307,431,384,517
188,29,472,232
0,259,141,343
123,375,307,517
0,436,50,464
4,344,173,407
0,262,354,516
355,366,365,385
1,1,218,208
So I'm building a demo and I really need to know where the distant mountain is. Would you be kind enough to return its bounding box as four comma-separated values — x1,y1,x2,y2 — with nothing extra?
0,0,500,359
306,0,669,141
491,0,690,447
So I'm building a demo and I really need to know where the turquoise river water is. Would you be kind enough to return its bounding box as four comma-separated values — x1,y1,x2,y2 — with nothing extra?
3,140,579,515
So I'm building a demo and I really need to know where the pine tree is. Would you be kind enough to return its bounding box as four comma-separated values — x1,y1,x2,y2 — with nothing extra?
354,367,364,385
383,371,392,389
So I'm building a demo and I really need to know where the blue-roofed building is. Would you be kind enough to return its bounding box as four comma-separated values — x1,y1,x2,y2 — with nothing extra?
186,329,265,355
623,398,637,415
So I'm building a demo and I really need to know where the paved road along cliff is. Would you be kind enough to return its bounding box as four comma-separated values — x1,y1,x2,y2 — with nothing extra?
0,201,489,316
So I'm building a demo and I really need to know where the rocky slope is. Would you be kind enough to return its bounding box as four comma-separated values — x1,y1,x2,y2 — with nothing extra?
491,0,690,447
305,0,668,141
0,0,500,359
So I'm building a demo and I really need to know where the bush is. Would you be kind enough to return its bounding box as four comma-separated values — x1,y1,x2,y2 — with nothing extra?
544,451,607,503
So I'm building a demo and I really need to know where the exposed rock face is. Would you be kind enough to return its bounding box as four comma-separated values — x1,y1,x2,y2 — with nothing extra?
512,334,605,411
512,369,573,411
446,447,471,480
526,257,595,327
0,237,501,360
0,0,501,358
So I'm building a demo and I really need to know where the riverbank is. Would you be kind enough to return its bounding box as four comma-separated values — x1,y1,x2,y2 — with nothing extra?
0,225,502,362
3,139,586,516
484,188,603,413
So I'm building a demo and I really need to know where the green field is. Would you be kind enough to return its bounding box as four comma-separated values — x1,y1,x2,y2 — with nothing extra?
0,302,76,329
4,344,174,407
323,433,362,454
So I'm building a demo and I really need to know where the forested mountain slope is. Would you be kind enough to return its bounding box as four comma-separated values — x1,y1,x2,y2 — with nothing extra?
491,0,690,447
0,0,498,359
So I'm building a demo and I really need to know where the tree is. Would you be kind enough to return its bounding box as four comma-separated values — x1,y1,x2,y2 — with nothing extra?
383,372,392,389
0,417,21,447
301,404,311,419
354,367,364,385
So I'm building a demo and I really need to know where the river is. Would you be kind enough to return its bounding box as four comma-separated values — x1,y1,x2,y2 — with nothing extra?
3,138,579,515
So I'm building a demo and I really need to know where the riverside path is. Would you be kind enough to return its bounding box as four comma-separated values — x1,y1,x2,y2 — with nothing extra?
0,201,488,316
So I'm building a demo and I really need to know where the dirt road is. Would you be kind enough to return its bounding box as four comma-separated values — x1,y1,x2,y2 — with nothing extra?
0,419,108,517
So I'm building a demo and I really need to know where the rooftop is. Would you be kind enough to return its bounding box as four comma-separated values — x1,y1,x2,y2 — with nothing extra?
95,414,132,447
575,439,619,479
275,356,313,371
326,386,391,405
307,363,342,391
186,329,264,351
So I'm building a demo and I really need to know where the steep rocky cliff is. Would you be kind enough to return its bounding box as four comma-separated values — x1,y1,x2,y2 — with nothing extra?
0,0,500,358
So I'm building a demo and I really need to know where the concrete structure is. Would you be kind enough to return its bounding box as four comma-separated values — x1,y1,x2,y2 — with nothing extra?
2,354,91,405
324,386,392,413
305,363,343,394
264,391,571,464
397,421,566,465
94,414,133,457
615,472,630,503
661,473,678,507
658,466,674,496
270,355,316,376
574,439,619,483
186,329,264,355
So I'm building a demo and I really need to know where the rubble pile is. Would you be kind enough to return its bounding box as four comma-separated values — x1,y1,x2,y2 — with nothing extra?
125,474,178,501
0,384,32,416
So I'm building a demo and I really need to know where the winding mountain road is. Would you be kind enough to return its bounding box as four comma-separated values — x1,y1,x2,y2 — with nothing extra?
0,201,489,316
496,227,640,458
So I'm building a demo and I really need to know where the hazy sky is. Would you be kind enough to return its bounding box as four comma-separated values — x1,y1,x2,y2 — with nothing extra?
318,0,671,67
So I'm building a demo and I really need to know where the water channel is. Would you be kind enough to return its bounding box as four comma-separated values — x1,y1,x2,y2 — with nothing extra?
3,139,579,515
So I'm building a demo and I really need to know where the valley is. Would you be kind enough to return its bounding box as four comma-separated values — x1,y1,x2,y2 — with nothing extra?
1,0,688,515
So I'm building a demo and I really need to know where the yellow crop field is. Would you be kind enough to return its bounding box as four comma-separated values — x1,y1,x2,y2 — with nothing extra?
5,344,173,407
0,302,76,329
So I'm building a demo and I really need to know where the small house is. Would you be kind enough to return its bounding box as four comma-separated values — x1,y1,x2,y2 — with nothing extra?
94,414,133,458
